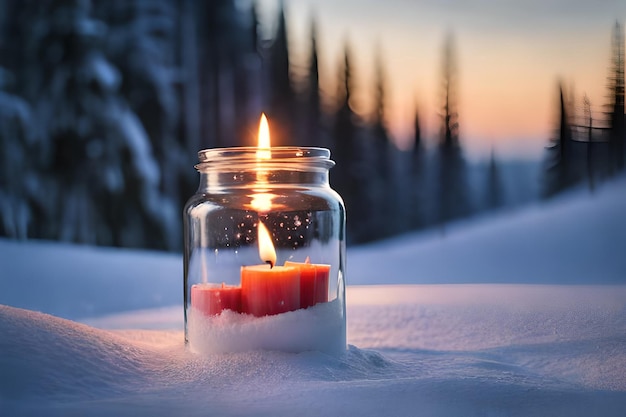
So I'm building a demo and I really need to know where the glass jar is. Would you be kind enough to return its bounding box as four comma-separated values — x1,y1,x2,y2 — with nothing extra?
183,147,346,354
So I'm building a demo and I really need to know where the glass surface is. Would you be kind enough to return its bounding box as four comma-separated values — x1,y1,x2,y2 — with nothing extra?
183,147,346,354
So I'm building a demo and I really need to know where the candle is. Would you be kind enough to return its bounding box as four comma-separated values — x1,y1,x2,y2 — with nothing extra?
241,116,329,317
191,283,242,316
240,220,301,316
241,264,300,316
285,258,330,308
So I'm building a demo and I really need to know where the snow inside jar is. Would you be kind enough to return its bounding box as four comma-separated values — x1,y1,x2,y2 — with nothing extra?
183,115,346,354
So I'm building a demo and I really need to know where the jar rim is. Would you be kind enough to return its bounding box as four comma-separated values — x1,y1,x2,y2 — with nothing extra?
196,147,335,171
198,146,330,162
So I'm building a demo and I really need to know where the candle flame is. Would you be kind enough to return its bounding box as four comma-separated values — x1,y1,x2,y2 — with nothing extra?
251,113,273,212
250,193,273,213
257,221,276,268
257,113,271,159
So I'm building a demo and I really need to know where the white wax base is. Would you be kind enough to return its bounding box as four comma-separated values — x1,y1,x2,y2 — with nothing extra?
187,299,346,355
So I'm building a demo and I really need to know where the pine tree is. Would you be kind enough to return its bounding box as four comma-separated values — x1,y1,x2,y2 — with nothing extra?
331,46,355,193
195,0,260,148
0,0,35,238
413,108,422,161
544,83,575,197
607,21,625,173
304,18,322,147
176,0,204,220
372,51,390,184
232,1,264,147
250,1,259,53
331,44,371,243
371,50,394,236
266,2,295,146
583,94,595,191
436,33,469,226
95,0,182,250
485,148,503,210
25,0,111,243
27,0,172,249
0,68,34,239
408,106,424,229
95,1,179,161
0,0,23,88
441,34,459,149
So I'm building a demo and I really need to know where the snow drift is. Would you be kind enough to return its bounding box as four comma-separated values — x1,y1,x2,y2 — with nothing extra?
2,284,626,416
2,177,626,416
350,177,626,284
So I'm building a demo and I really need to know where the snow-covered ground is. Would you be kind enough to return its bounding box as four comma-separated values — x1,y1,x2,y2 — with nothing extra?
1,177,626,416
350,179,626,284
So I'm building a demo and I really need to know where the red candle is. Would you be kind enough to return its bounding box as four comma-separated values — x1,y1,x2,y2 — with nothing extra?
285,259,330,308
191,283,242,316
241,265,300,316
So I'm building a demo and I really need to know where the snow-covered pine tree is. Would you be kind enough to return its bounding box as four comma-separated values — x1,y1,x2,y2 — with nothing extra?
95,0,182,250
28,0,171,249
0,68,35,239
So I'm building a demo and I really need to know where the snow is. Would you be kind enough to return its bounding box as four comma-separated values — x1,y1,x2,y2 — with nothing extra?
2,286,626,416
116,108,161,187
89,54,121,90
350,178,626,284
187,299,345,355
0,241,180,319
1,177,626,415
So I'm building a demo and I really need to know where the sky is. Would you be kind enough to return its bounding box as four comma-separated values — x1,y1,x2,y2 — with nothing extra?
256,0,626,160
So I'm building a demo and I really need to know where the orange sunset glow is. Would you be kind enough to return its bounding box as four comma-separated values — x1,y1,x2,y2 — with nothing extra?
258,0,625,159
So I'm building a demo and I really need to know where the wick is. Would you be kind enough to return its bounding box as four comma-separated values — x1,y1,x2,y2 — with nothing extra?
266,260,275,269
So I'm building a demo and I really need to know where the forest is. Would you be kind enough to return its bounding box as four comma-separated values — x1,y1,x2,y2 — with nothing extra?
0,0,624,250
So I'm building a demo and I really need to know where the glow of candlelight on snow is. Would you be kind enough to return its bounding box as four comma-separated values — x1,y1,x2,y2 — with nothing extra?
257,221,276,268
251,113,274,213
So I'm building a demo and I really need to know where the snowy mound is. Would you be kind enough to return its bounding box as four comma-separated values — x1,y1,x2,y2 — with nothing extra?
0,305,162,401
0,304,399,416
0,241,181,319
2,284,626,416
2,177,626,415
351,176,626,284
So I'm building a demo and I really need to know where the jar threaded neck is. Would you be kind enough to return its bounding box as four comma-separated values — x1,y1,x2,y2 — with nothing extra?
196,147,334,172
